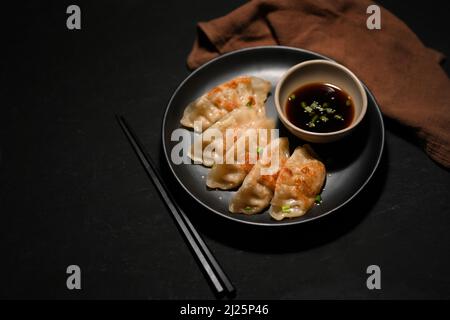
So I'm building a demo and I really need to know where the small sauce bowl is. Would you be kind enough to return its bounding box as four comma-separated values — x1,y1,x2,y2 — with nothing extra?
275,60,368,143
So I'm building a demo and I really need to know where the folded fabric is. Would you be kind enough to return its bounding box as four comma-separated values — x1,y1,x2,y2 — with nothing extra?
187,0,450,168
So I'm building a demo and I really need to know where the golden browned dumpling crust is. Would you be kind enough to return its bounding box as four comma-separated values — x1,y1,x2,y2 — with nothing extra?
270,146,326,220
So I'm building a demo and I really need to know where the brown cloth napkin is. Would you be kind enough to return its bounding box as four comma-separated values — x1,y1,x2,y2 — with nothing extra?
187,0,450,168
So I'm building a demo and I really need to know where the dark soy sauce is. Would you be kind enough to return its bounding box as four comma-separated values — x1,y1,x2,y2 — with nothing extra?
285,83,354,133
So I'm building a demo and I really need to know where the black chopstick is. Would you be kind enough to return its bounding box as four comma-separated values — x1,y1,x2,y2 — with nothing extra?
116,115,235,298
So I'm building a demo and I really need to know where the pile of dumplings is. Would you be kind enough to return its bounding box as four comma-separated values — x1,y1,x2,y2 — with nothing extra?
180,76,326,220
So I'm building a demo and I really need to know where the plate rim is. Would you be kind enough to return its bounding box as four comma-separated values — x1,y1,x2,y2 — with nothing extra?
162,45,385,227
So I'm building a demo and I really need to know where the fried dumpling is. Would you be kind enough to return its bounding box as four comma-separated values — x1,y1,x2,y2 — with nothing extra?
206,127,273,190
189,107,274,167
180,76,271,132
229,138,290,214
270,146,326,221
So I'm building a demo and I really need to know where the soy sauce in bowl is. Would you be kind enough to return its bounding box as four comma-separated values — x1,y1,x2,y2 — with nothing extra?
285,83,354,133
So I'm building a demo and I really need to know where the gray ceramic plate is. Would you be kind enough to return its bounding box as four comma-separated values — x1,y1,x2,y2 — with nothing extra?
162,46,384,226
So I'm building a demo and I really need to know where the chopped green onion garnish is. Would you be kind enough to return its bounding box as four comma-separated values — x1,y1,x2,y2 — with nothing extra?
310,101,320,110
315,195,322,203
244,206,252,211
289,94,296,101
298,100,348,128
246,101,253,107
307,115,319,128
320,115,328,122
257,146,263,154
345,99,351,106
281,205,291,213
304,106,313,113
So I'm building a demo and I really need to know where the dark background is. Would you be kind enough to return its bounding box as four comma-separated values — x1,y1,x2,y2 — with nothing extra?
1,0,449,299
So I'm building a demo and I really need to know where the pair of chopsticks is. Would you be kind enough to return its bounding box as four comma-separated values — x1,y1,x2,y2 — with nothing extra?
116,115,235,298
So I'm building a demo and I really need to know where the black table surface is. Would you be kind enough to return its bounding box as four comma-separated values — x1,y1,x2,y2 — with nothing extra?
1,1,449,299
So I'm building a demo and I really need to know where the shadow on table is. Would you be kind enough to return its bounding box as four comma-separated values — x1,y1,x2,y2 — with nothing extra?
158,141,388,254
